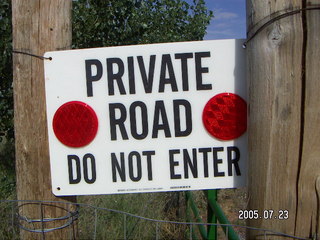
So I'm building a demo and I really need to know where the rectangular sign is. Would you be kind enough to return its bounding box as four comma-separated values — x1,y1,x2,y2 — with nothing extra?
44,39,247,196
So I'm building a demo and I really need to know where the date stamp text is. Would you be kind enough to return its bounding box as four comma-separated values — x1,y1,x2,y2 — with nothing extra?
238,210,289,220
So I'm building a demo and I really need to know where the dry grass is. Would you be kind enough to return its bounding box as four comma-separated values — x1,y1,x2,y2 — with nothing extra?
218,188,248,239
0,189,248,239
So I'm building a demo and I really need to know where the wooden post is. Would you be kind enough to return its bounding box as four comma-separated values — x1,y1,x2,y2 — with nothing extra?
247,0,320,239
12,0,77,239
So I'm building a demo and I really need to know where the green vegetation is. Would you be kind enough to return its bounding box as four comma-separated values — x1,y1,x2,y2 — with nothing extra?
78,192,193,239
72,0,212,48
0,190,247,239
0,0,215,238
0,0,14,202
0,0,13,143
0,0,212,196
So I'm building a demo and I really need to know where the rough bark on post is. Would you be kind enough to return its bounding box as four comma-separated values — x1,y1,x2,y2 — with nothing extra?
12,0,77,239
247,0,320,239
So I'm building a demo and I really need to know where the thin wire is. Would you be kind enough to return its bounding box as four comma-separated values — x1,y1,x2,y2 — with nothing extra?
226,225,228,239
12,50,52,60
123,214,127,240
0,199,310,240
68,202,76,240
69,215,73,240
16,202,79,233
11,202,15,235
93,208,97,240
126,194,155,239
155,222,159,240
244,6,320,48
40,202,45,240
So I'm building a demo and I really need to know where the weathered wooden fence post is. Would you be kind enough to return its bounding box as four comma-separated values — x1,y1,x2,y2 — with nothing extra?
12,0,77,239
247,0,320,239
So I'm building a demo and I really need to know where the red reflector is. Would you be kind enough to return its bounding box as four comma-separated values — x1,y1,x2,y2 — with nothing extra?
202,93,247,140
52,101,98,148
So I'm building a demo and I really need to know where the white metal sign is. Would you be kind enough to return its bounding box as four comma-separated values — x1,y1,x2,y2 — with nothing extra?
44,39,247,196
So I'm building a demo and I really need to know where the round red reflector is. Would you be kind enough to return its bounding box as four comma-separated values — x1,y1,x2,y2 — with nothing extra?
202,93,247,140
52,101,98,148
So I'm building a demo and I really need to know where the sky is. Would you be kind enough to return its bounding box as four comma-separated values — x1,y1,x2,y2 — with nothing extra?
189,0,247,40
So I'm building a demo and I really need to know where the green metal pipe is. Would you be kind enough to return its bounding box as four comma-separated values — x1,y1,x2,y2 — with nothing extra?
205,194,239,240
185,191,207,239
206,190,217,240
185,193,198,239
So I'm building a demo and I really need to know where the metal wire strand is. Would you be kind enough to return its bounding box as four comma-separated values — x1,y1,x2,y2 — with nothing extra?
93,208,97,240
16,202,79,233
0,200,310,240
244,6,320,48
12,50,52,60
155,222,159,240
123,214,127,240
